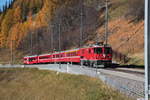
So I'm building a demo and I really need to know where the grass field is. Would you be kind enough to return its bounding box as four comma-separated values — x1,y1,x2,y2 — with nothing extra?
0,68,132,100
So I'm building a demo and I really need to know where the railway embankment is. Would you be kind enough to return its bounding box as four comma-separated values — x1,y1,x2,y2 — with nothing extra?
0,64,144,99
28,64,145,99
0,67,132,100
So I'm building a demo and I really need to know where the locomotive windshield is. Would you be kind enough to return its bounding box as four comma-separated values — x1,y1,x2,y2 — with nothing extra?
29,58,36,61
94,48,102,54
104,47,112,54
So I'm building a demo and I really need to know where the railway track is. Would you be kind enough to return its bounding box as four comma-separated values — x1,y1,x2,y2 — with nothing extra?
105,68,144,75
81,64,144,98
83,63,144,76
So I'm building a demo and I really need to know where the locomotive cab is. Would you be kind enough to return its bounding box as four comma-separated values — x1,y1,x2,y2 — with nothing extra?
80,45,112,68
93,46,112,67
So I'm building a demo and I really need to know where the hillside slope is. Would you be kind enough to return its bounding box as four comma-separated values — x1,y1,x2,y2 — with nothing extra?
97,18,144,65
95,0,144,65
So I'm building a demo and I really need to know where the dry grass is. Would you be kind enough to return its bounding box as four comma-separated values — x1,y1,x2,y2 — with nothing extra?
108,19,144,55
128,53,144,66
0,49,24,64
0,68,132,100
97,18,144,65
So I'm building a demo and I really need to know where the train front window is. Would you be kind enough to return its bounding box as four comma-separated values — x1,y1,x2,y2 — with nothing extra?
29,58,37,61
94,48,102,54
104,48,112,54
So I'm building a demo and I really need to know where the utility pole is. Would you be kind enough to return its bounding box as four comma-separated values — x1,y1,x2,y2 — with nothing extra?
11,40,13,65
105,0,109,45
30,32,33,55
47,25,51,51
80,0,83,47
37,29,40,55
51,25,53,52
145,0,150,99
59,23,61,52
31,22,35,55
51,24,54,53
58,23,61,69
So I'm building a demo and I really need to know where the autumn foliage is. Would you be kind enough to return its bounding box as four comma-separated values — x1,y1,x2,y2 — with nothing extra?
0,0,54,49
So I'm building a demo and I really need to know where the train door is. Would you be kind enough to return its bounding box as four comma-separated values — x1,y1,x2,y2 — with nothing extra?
90,48,94,60
80,49,85,59
87,48,91,60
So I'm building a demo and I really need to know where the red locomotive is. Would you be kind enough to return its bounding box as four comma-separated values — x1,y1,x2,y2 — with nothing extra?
23,44,112,67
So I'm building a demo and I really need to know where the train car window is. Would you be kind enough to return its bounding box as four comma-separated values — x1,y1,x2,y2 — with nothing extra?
104,48,112,54
29,59,31,61
57,55,59,58
94,48,102,54
89,49,91,54
67,53,69,57
74,52,76,56
29,58,36,61
82,50,84,54
40,56,49,59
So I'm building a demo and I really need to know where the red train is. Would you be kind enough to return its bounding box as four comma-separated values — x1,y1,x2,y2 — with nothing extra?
23,45,112,67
